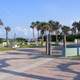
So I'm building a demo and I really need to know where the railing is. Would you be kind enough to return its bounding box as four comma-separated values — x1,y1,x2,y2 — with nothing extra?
50,43,63,56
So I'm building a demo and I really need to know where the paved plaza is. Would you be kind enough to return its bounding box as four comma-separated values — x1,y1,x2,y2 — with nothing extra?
0,48,80,80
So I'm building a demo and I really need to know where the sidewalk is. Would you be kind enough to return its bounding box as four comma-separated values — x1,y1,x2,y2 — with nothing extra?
0,48,80,80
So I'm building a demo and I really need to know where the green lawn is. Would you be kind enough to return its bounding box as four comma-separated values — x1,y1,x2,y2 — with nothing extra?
69,56,80,60
0,48,15,51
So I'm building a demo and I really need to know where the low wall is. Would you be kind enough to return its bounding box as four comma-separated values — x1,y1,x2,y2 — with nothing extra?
65,44,80,57
50,43,80,57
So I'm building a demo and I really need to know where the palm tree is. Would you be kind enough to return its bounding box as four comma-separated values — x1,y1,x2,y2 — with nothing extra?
61,25,70,44
30,22,36,41
71,27,76,35
35,21,41,41
48,20,61,43
72,21,80,56
72,21,80,35
54,21,61,43
61,25,70,56
61,26,70,34
0,19,3,26
5,26,11,47
38,22,49,46
72,21,79,34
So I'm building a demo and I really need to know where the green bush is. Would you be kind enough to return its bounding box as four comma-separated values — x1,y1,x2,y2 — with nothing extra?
40,34,80,42
76,34,80,39
66,35,75,42
0,38,4,43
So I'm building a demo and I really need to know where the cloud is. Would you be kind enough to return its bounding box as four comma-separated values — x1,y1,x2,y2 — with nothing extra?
14,26,34,39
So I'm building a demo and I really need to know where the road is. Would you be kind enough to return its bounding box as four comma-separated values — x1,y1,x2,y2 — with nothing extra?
0,48,80,80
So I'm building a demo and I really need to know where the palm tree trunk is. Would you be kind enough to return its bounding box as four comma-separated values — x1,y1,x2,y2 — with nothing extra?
41,34,44,46
6,31,8,47
33,28,35,41
37,30,39,46
48,31,51,55
55,30,58,44
63,34,66,56
56,34,58,44
38,30,39,41
77,31,79,56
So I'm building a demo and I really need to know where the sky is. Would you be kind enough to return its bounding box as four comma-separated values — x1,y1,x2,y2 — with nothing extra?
0,0,80,39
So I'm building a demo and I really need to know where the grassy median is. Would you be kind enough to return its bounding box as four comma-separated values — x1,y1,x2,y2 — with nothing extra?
69,56,80,60
0,48,15,51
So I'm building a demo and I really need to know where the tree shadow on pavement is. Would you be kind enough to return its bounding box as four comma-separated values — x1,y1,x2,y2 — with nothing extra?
17,48,46,54
6,51,59,59
0,58,27,68
0,69,61,80
56,62,80,80
0,58,62,80
6,51,45,59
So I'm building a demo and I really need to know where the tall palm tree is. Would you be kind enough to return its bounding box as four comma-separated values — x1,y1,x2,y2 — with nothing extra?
61,25,70,56
61,25,70,44
72,21,80,56
5,26,11,47
38,22,49,46
35,21,41,41
72,21,80,34
0,19,3,26
48,20,61,43
71,27,76,35
61,26,70,35
30,22,36,41
54,21,61,43
72,21,78,34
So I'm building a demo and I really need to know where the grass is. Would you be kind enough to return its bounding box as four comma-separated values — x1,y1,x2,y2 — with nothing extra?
68,56,80,60
19,43,44,48
0,47,15,51
20,44,36,48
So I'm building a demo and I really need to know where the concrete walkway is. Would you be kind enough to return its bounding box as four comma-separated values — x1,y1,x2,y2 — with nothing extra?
0,48,80,80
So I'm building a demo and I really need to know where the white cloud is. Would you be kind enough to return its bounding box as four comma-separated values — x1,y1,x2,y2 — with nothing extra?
14,26,34,39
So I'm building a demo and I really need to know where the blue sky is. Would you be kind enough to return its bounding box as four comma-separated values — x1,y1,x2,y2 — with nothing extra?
0,0,80,39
